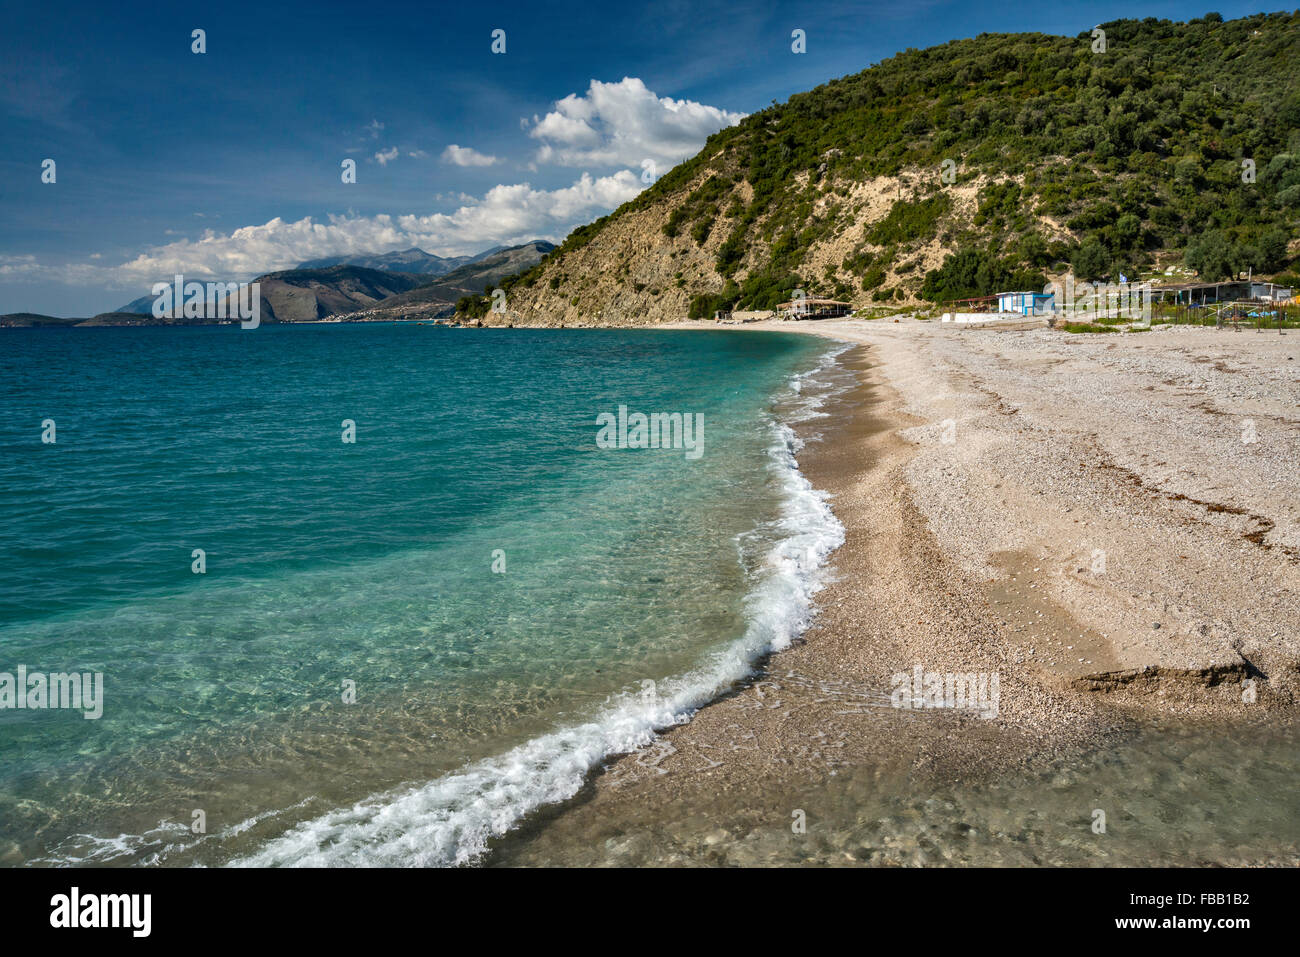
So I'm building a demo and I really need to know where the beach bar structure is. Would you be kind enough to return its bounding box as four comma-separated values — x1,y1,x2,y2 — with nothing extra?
1149,280,1294,305
774,298,852,320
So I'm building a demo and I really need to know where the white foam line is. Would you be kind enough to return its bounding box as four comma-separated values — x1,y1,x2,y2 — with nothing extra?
232,344,851,868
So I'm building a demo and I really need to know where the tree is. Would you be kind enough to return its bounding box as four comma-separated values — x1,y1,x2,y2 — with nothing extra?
1015,232,1050,267
1234,243,1263,275
1184,229,1235,280
920,247,1013,302
1073,237,1108,280
1112,213,1143,252
1258,228,1291,273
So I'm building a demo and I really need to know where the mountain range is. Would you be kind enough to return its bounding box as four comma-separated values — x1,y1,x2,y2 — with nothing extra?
83,241,555,324
337,241,557,319
296,246,489,275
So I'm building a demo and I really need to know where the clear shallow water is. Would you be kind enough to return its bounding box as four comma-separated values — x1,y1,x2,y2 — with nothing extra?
488,712,1300,867
0,324,845,866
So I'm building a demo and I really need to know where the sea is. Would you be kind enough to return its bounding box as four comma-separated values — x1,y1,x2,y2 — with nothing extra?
0,323,849,865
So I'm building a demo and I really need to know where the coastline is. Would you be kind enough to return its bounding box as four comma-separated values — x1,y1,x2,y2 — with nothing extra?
489,317,1300,866
10,319,1294,866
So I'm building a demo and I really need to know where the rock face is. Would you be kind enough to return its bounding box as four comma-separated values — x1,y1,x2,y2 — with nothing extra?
484,181,731,326
488,169,1008,327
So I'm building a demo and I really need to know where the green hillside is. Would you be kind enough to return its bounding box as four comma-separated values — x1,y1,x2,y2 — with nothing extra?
471,12,1300,323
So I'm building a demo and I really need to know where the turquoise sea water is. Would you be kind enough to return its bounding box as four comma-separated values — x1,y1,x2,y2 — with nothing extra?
0,324,846,865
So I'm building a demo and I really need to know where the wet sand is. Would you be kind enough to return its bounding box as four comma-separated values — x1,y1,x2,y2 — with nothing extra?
489,317,1300,866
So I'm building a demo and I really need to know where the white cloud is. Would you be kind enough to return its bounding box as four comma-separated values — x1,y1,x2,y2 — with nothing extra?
15,78,744,295
528,77,746,169
108,171,642,281
441,144,500,167
0,256,117,286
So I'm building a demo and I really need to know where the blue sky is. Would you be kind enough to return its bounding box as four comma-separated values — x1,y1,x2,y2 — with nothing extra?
0,0,1275,315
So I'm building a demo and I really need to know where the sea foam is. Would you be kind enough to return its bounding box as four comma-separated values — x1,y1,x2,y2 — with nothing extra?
232,342,852,867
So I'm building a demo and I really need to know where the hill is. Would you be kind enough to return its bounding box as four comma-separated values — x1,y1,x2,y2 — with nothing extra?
0,311,223,328
112,249,463,313
0,313,86,328
219,265,428,323
114,294,160,315
388,241,555,304
296,247,473,276
114,286,243,315
99,243,557,324
332,241,557,321
462,13,1300,324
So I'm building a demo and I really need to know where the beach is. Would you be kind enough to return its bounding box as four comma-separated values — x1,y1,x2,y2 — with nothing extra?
3,320,1297,867
491,318,1300,866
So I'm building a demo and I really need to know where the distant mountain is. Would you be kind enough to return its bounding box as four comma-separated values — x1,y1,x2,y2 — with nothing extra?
427,241,555,297
318,241,557,322
294,242,554,277
115,284,243,315
0,311,209,328
216,264,427,323
296,247,473,276
115,294,158,315
373,241,557,311
11,242,557,328
78,312,172,326
105,243,554,317
0,313,86,327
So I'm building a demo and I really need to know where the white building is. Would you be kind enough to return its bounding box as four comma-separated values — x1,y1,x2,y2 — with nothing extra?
995,291,1056,315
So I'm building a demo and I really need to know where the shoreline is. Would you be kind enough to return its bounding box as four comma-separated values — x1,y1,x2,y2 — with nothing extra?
489,317,1300,866
663,316,1299,715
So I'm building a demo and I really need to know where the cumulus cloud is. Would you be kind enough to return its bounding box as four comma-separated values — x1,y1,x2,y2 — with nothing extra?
528,77,746,169
109,171,642,281
441,144,499,167
17,78,744,295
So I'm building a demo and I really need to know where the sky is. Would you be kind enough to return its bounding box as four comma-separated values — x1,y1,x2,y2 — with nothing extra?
0,0,1276,315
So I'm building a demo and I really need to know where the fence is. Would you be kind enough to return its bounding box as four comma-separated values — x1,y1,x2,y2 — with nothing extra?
1148,299,1299,330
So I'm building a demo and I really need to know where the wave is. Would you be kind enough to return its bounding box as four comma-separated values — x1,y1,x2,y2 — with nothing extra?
230,342,852,867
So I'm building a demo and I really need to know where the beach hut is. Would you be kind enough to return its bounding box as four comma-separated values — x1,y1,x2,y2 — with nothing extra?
995,291,1056,315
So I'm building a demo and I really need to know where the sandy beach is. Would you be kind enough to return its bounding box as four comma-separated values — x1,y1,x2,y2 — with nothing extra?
491,318,1300,866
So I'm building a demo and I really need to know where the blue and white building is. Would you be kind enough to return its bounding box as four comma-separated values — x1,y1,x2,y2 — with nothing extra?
996,291,1056,315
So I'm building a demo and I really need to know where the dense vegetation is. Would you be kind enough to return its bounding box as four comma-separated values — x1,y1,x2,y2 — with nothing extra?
467,13,1299,317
